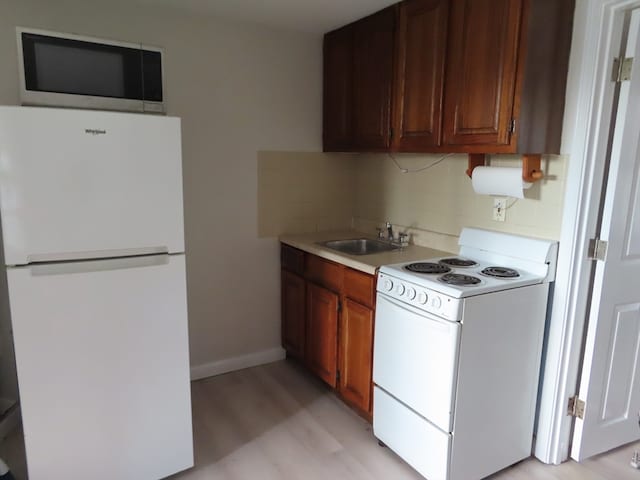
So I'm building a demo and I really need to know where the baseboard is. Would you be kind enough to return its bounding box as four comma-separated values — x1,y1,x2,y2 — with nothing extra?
190,347,286,381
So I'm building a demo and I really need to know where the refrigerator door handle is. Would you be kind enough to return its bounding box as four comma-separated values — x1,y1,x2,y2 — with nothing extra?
24,252,174,277
24,246,169,265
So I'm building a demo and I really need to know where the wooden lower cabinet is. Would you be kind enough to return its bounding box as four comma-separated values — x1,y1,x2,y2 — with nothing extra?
281,245,375,419
305,283,339,388
338,298,374,415
281,270,306,360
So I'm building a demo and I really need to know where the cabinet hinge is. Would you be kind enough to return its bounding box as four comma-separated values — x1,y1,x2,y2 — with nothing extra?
337,300,342,312
509,119,516,134
588,238,608,261
613,57,633,82
389,128,394,140
336,370,341,383
568,396,585,419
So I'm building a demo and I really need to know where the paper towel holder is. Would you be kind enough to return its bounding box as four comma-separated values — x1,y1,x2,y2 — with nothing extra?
466,154,544,182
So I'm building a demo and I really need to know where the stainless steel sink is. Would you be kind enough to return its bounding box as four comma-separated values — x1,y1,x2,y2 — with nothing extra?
318,238,400,256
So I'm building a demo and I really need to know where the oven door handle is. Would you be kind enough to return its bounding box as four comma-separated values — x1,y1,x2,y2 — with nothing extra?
376,292,458,328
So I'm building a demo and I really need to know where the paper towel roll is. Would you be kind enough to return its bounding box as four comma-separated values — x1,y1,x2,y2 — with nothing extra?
471,166,532,198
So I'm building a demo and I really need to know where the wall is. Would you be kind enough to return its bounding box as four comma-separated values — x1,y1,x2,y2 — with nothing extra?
0,0,322,378
257,151,356,237
353,153,568,253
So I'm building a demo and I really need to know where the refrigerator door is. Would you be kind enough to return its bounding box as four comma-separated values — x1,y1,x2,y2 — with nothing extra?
0,106,185,266
7,254,193,480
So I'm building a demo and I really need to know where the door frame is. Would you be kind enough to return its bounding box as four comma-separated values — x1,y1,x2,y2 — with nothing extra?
535,0,640,464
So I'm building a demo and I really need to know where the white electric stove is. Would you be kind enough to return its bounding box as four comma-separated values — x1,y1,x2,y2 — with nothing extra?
373,228,558,480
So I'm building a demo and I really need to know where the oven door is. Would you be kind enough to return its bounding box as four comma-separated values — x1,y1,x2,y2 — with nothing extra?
373,292,461,433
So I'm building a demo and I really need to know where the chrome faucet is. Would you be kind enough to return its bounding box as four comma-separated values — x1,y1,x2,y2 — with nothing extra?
386,221,394,241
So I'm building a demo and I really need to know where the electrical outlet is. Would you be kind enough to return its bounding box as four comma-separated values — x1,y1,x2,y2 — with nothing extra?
493,198,507,222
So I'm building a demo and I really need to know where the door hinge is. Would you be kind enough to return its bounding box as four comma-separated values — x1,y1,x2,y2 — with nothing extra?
568,396,585,419
588,238,608,261
612,57,633,82
509,119,516,134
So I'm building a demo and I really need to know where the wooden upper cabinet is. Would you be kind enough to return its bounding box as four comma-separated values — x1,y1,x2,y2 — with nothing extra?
323,26,353,151
322,0,573,154
442,0,574,153
514,0,575,154
392,0,449,151
442,0,522,149
352,7,396,150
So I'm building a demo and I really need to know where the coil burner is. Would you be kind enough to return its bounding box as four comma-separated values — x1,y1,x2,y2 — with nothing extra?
438,257,478,268
438,273,482,286
405,263,451,275
481,266,520,279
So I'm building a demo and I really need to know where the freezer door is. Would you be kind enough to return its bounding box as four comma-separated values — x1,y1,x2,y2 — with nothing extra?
7,254,193,480
0,106,185,265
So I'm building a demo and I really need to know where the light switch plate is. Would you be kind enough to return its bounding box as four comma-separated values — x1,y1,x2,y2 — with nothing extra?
493,198,507,222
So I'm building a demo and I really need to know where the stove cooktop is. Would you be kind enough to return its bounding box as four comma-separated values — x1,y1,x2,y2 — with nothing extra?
382,257,545,298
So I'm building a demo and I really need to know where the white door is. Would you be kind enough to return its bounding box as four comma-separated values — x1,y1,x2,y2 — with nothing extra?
8,254,193,479
0,107,185,265
571,8,640,460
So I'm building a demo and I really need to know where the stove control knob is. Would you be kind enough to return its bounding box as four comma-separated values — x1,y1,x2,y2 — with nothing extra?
418,292,428,304
431,296,442,309
395,283,405,295
405,287,416,300
383,278,394,291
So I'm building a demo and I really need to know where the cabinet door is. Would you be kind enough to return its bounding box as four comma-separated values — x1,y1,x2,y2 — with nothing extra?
392,0,449,151
281,270,306,359
339,299,374,414
306,283,339,387
323,26,353,151
352,7,396,150
442,0,523,148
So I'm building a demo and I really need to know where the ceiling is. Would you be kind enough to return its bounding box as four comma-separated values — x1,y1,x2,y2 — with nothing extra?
133,0,399,34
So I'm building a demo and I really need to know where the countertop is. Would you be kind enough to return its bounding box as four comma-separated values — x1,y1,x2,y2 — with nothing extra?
279,230,454,276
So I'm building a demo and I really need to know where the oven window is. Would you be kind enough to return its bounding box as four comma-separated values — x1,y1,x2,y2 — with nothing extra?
21,33,156,101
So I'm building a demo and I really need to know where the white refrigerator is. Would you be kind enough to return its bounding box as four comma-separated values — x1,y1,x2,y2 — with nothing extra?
0,106,194,479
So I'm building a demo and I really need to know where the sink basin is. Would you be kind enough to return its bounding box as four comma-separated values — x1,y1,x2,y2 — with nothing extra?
319,238,400,256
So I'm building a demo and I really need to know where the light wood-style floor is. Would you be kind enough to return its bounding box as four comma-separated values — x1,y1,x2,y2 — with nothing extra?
1,360,639,479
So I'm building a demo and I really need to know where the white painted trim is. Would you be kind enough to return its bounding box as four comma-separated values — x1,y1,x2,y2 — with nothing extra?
190,347,286,381
535,0,639,464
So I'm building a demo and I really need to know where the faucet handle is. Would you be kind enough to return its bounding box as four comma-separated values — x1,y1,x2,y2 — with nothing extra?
376,227,385,239
398,232,409,247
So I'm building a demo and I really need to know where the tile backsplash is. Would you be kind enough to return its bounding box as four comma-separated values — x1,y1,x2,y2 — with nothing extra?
258,151,568,250
353,153,567,251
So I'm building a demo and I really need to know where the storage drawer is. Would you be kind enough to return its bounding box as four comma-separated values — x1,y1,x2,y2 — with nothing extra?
374,387,450,480
281,244,305,276
305,254,343,292
344,267,375,308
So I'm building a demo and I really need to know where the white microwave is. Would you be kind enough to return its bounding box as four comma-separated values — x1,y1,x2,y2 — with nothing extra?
16,28,165,113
